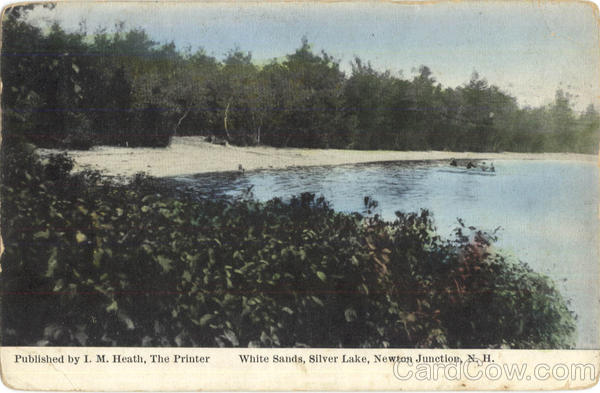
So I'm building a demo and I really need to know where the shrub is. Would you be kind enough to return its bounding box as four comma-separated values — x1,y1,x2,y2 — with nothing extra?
60,129,98,150
0,142,576,347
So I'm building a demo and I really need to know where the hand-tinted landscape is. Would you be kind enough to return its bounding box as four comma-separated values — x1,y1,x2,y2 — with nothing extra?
1,2,598,349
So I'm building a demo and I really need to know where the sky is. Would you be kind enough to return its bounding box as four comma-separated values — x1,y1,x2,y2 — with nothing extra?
20,1,600,111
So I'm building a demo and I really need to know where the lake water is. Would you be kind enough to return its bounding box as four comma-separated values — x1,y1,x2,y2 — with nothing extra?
173,160,599,349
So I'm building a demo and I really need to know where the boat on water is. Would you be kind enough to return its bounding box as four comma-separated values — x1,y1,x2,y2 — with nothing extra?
445,159,496,175
438,167,497,176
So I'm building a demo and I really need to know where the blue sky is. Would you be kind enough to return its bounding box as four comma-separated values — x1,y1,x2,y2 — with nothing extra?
22,1,600,110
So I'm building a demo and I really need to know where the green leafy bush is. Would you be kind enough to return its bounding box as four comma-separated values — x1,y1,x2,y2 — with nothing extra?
0,142,575,347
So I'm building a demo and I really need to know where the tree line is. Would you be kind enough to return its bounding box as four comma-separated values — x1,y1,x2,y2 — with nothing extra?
3,5,599,153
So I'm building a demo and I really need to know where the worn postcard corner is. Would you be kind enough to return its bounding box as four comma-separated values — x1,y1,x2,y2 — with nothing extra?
0,0,599,391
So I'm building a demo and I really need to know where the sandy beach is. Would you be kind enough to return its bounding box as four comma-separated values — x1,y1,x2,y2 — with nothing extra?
41,136,599,178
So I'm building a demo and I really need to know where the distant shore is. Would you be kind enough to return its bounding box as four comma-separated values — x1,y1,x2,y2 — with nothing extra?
41,136,599,178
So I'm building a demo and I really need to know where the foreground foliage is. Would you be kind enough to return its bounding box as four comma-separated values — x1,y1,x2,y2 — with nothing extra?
1,142,576,348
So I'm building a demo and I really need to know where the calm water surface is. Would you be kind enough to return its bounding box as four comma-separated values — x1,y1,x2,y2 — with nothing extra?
174,160,599,348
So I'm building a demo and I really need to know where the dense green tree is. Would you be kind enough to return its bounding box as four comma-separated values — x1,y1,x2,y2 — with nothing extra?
2,4,599,153
576,104,600,154
548,90,577,151
344,58,394,149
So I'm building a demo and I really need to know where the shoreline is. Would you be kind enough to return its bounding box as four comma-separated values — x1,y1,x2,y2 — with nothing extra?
40,136,599,178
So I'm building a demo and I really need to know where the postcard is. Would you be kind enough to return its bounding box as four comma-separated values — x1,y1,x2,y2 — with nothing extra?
0,0,598,390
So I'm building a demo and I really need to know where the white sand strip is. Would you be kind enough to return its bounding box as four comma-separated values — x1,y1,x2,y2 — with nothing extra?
40,136,598,178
